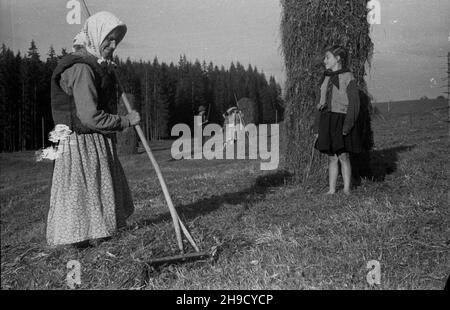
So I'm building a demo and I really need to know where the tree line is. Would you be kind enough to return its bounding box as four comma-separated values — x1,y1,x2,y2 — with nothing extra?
0,41,284,152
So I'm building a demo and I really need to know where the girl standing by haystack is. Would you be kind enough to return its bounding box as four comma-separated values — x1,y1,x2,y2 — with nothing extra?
314,45,361,195
45,12,140,247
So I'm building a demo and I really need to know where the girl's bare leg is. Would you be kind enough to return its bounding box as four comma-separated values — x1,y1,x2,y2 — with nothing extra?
327,155,339,194
339,152,352,195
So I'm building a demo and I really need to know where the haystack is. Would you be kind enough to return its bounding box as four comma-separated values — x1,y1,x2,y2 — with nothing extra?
237,97,257,125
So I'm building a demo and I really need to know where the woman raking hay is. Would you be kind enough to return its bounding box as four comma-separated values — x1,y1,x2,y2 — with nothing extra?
45,11,141,247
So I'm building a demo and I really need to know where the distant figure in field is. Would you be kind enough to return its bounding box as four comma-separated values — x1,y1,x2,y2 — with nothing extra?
314,45,362,195
47,12,140,248
197,105,208,126
196,105,208,147
223,107,244,147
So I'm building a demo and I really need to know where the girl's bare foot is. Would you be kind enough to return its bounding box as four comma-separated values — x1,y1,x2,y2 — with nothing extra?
325,190,336,195
343,189,351,196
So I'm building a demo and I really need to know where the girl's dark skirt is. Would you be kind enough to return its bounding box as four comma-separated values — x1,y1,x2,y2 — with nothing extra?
315,112,362,156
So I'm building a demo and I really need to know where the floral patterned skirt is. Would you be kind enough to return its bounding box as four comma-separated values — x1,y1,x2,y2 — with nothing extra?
46,132,134,246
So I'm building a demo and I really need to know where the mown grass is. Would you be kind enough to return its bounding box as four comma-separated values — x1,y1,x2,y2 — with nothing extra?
1,110,449,290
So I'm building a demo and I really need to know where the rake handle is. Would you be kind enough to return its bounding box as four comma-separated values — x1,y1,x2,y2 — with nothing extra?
178,217,200,252
113,72,182,253
113,71,200,254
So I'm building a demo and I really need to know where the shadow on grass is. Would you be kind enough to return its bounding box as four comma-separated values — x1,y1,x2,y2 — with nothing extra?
130,145,413,228
131,169,293,228
351,145,415,184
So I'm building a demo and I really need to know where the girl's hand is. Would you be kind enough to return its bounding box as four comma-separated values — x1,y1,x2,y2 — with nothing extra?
343,131,348,136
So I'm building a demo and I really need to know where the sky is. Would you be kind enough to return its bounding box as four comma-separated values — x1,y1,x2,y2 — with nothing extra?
1,0,449,102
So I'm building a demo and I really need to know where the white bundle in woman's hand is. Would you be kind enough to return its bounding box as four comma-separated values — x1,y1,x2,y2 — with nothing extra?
48,124,72,143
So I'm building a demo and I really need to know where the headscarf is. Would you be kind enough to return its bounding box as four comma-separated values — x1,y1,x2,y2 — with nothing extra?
72,11,127,64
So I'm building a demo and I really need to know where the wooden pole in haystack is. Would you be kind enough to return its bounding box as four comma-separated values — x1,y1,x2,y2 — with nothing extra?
447,52,450,136
280,0,374,183
42,117,44,148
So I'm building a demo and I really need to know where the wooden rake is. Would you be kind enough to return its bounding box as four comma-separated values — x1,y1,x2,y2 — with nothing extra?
113,71,209,265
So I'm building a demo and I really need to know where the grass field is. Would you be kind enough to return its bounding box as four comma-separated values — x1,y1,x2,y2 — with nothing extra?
1,107,449,290
373,98,447,118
